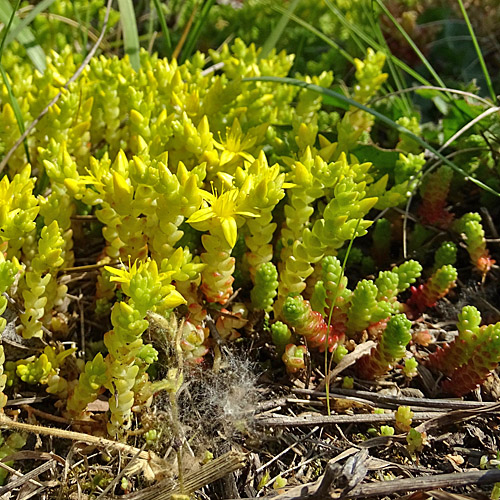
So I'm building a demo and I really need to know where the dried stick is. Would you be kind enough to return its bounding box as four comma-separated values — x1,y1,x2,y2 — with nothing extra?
349,469,500,498
254,411,444,427
0,414,163,465
239,468,500,500
415,402,500,433
118,451,247,500
293,387,500,410
0,459,53,495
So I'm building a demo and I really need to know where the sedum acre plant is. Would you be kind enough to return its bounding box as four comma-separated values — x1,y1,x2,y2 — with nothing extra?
453,213,495,277
356,314,412,380
282,295,343,353
406,265,457,317
428,306,500,396
0,40,363,437
434,241,457,272
418,166,454,229
279,254,461,377
0,31,496,447
68,257,186,436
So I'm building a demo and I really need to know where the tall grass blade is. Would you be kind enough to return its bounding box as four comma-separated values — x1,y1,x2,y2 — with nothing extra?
117,0,140,71
324,0,432,87
374,0,445,89
5,0,56,46
364,3,412,115
152,0,172,57
456,0,496,104
173,6,196,61
271,4,354,64
260,0,300,59
243,76,500,198
372,85,493,108
0,65,28,163
0,0,45,72
180,0,215,64
0,0,29,164
70,0,88,57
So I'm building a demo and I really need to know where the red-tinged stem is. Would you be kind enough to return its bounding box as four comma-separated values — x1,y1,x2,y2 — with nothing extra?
282,296,344,353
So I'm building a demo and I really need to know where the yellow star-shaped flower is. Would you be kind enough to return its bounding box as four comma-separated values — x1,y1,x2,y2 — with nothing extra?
187,187,258,248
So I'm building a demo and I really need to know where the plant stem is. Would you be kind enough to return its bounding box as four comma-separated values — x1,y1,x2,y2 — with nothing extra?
456,0,496,104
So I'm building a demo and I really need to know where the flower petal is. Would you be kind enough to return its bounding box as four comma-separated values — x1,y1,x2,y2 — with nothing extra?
200,190,216,204
221,217,238,248
217,172,234,188
105,265,129,283
235,210,259,218
163,290,187,309
220,150,236,166
187,207,214,224
238,151,255,163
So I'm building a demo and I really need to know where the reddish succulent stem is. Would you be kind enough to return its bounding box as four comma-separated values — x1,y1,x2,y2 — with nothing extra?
427,337,478,377
282,296,344,353
357,345,390,380
418,166,454,229
439,323,500,396
304,308,343,352
441,344,498,396
406,265,457,317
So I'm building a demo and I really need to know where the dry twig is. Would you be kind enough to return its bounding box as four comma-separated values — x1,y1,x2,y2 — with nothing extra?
238,467,500,499
254,411,445,427
117,451,247,500
0,459,54,496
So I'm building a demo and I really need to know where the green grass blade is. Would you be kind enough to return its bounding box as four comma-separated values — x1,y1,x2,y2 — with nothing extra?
260,0,300,59
70,0,89,57
364,4,412,115
242,76,500,198
5,0,56,46
0,0,45,72
324,0,366,55
456,0,496,104
152,0,172,57
374,0,446,89
324,0,432,87
0,0,29,163
117,0,140,71
180,0,215,64
0,65,28,162
0,0,17,55
270,4,354,64
325,0,475,120
371,85,493,108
